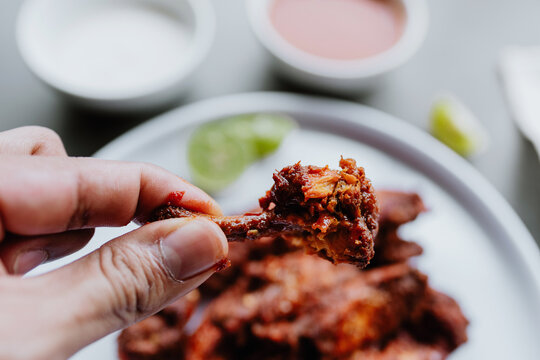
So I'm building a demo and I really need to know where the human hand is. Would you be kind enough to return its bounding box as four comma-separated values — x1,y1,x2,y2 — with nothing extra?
0,127,228,360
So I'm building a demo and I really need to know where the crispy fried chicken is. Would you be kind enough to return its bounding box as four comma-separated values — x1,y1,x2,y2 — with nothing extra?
186,254,467,360
117,291,200,360
152,158,379,267
187,256,413,359
345,289,469,360
119,190,468,360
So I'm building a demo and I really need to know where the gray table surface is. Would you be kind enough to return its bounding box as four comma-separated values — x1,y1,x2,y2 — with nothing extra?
1,0,540,246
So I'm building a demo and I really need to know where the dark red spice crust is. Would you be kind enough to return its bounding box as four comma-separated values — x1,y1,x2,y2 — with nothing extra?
151,158,379,267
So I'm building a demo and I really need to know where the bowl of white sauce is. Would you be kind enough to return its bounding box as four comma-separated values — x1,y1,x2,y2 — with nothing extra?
17,0,215,112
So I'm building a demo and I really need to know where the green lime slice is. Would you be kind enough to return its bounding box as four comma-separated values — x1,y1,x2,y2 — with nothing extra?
430,95,488,157
188,122,256,193
187,113,296,192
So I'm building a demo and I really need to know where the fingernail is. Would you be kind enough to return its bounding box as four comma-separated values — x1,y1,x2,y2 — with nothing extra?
13,249,48,274
160,219,227,281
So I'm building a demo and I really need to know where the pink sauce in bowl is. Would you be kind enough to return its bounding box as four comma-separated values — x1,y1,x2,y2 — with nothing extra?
270,0,405,61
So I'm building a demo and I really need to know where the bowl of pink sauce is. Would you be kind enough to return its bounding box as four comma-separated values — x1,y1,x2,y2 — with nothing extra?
247,0,428,93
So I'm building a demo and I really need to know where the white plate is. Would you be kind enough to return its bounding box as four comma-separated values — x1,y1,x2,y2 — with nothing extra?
57,92,539,359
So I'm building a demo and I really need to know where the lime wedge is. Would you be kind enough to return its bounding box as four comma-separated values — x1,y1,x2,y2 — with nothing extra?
188,122,256,192
187,113,296,192
430,95,488,157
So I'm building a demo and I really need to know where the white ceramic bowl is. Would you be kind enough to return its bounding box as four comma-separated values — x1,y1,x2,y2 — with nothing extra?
247,0,429,93
17,0,215,112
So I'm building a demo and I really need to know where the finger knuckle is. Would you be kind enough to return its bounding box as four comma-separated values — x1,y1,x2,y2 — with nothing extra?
24,126,65,155
97,243,169,325
139,162,167,178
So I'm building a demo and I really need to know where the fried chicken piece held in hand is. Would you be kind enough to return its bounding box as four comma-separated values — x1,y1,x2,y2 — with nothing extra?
151,158,379,268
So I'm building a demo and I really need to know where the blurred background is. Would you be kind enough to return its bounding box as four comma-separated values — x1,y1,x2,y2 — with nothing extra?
1,0,540,246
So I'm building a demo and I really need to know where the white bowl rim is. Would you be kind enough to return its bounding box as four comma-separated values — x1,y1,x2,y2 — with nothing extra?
16,0,215,102
246,0,429,79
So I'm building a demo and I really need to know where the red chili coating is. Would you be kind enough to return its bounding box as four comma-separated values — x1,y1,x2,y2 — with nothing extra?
151,158,379,268
165,191,186,207
214,258,231,273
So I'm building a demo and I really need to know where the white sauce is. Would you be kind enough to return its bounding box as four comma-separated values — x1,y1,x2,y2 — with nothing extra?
52,2,192,95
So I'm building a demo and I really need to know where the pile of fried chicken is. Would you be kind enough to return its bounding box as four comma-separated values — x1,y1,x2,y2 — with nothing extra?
118,159,468,360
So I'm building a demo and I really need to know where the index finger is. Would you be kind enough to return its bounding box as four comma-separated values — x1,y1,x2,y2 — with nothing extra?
0,156,221,236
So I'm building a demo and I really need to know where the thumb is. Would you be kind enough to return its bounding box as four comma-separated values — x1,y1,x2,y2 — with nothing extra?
32,218,228,359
